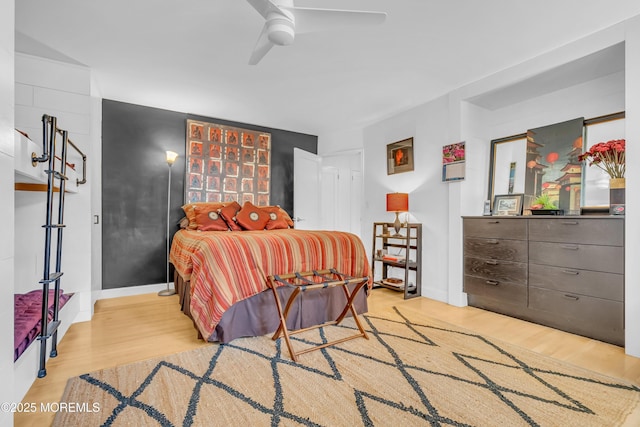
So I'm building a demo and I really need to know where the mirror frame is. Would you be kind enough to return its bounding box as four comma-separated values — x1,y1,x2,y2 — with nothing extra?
487,111,625,207
487,133,526,204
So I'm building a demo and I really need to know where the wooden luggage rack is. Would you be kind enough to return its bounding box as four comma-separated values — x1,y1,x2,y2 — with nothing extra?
267,269,369,362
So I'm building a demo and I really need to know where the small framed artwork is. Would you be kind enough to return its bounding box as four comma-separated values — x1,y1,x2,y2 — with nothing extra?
387,137,414,175
442,141,465,182
493,193,524,216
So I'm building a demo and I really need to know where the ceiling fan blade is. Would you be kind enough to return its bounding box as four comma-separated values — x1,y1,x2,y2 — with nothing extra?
246,0,284,19
249,23,275,65
286,7,387,34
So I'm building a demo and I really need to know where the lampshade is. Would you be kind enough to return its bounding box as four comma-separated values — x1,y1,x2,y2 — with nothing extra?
386,193,408,212
166,150,178,165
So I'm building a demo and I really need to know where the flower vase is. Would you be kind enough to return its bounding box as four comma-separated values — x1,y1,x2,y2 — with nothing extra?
609,177,625,215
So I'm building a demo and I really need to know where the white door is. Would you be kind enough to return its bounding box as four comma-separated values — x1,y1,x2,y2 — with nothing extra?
293,148,321,230
321,166,339,230
350,170,363,237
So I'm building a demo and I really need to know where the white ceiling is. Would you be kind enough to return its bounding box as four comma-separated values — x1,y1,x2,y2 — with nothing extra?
14,1,640,136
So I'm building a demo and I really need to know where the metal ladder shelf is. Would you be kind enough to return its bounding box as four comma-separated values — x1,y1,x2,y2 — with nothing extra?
32,114,74,378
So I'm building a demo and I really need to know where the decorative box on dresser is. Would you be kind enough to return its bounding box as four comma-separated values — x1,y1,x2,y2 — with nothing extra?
463,216,624,347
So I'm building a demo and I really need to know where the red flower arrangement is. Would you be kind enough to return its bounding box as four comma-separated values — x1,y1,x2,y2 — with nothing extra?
578,139,625,179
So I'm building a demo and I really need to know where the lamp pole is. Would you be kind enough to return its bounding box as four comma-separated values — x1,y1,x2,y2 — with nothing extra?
159,151,178,296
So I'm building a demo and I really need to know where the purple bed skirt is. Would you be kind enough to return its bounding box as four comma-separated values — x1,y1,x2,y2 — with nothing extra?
175,273,368,343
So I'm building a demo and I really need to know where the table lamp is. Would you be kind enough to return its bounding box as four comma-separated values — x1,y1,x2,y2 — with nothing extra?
386,192,408,236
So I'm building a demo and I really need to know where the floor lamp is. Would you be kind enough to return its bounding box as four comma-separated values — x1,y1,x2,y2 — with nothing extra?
159,150,178,296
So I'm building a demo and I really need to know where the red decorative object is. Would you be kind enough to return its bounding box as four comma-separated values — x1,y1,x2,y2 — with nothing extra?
578,139,625,179
546,152,559,164
386,193,409,235
527,160,537,169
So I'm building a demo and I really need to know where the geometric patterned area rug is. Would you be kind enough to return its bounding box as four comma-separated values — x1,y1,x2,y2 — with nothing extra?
54,307,640,426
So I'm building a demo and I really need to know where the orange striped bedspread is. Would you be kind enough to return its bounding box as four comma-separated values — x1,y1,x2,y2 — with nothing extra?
169,229,371,340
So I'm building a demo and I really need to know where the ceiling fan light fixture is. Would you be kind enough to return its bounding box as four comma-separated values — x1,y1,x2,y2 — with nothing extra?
266,12,295,45
246,0,386,65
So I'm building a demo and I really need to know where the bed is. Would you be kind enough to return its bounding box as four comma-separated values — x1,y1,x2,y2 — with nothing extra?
14,289,72,362
169,224,371,343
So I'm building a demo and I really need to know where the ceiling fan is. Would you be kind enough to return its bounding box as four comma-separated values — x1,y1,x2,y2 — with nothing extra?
246,0,387,65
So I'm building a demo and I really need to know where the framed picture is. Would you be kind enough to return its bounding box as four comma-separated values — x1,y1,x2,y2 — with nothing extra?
493,193,524,216
387,137,414,175
442,141,466,182
185,119,271,206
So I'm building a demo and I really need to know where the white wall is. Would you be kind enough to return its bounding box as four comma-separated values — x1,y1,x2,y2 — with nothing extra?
89,84,102,313
318,127,363,156
322,16,640,357
0,0,15,424
362,97,451,302
623,15,640,356
14,53,93,323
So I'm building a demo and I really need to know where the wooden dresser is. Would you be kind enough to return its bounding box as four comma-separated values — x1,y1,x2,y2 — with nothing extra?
462,216,624,346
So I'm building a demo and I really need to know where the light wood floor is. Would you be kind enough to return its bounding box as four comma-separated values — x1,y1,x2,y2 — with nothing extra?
16,288,640,426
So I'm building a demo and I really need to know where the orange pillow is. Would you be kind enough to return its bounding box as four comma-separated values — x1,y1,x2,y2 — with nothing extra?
193,204,228,231
182,202,225,229
235,201,270,230
262,205,293,230
219,201,243,231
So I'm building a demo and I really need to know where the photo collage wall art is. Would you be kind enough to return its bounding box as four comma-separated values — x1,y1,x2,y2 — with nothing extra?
185,119,271,206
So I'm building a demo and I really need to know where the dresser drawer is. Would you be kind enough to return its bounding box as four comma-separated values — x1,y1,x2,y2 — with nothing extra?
464,275,526,305
464,257,527,285
529,241,623,274
529,287,623,341
464,237,527,262
464,218,527,240
529,218,623,246
529,264,623,301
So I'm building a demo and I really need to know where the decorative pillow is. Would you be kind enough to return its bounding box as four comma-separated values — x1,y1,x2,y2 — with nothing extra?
262,205,293,230
182,202,225,229
219,201,243,231
178,216,190,229
193,204,229,231
235,201,271,231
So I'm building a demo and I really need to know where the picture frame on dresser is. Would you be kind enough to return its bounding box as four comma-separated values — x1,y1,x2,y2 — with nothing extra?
493,193,524,216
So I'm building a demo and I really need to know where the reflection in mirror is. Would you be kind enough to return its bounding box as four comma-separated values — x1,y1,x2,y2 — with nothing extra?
583,117,625,207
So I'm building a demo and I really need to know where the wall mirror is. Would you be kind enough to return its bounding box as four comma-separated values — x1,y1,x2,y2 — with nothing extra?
487,112,625,213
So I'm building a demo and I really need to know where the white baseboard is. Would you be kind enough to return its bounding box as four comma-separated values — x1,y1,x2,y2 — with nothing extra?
95,283,171,300
420,286,449,304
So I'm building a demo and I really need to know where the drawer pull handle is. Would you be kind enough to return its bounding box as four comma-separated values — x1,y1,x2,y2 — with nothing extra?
485,280,499,286
485,260,498,265
562,269,580,275
562,221,579,225
487,220,500,224
486,239,499,244
563,294,580,301
561,244,579,250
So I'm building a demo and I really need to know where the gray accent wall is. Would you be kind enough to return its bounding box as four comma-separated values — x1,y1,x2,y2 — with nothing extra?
101,99,317,289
